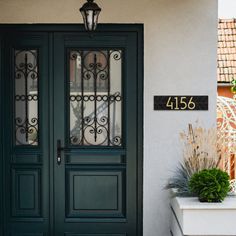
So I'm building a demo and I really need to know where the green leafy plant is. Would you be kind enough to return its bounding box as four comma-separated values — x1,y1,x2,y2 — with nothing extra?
189,168,230,202
231,78,236,94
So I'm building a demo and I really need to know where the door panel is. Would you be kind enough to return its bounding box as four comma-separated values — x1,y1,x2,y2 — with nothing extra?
3,33,50,236
66,169,124,218
54,32,138,235
11,168,41,217
0,34,3,236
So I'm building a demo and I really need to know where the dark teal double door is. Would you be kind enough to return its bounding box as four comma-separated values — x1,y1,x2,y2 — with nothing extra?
0,26,143,236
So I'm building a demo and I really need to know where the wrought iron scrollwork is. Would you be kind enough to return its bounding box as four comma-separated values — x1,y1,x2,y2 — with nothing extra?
15,118,38,145
15,50,39,145
69,50,122,146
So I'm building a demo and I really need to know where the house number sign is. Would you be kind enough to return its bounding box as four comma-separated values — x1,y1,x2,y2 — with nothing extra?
154,96,208,111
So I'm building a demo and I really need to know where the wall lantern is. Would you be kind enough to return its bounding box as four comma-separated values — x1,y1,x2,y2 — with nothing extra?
80,0,101,31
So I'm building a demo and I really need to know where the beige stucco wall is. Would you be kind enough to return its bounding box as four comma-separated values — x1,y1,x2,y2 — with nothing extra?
0,0,218,235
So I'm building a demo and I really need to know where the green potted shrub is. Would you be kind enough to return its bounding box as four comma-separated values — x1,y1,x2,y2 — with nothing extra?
189,168,230,202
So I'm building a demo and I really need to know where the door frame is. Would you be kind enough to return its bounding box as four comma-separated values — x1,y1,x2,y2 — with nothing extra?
0,32,3,236
0,24,144,236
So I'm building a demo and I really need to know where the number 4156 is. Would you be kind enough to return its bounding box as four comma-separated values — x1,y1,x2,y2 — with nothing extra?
166,96,196,110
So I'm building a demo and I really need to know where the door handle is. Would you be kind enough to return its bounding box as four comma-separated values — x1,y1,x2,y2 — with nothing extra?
57,140,64,165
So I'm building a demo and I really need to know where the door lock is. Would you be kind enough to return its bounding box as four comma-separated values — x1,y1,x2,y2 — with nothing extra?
57,140,64,165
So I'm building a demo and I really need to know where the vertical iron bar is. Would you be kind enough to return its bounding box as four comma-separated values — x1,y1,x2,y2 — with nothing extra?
94,53,97,142
35,50,39,145
14,52,17,144
112,102,116,140
75,53,80,143
81,51,84,145
24,53,29,142
107,51,111,146
74,53,77,91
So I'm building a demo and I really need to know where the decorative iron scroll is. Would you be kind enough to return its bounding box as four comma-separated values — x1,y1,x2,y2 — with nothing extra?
217,96,236,179
69,50,122,146
15,50,39,145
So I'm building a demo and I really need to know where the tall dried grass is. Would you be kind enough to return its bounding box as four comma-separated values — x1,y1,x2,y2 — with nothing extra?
180,124,222,175
166,123,223,196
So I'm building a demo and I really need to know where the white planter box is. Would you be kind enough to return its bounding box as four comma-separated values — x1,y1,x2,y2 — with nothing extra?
170,195,236,236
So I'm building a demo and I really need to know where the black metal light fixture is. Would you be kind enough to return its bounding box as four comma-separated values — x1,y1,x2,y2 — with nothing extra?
80,0,101,31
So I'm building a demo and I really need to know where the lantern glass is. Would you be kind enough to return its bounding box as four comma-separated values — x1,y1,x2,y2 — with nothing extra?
80,0,101,31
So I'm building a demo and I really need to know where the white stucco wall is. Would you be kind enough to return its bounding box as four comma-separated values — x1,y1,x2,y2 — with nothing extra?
0,0,218,235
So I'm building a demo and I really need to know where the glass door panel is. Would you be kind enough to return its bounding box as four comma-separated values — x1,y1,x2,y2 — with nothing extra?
15,50,39,145
69,50,122,146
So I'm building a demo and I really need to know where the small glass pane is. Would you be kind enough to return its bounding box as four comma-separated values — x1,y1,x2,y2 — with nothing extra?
69,50,122,146
15,50,39,145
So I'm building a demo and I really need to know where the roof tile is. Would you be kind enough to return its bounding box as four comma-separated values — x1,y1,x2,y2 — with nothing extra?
218,19,236,83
